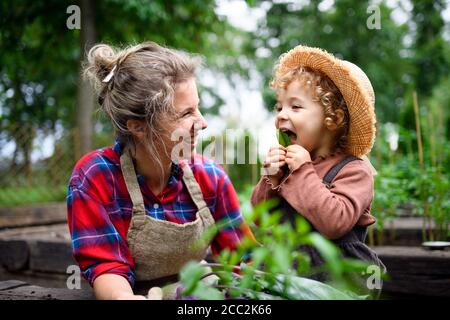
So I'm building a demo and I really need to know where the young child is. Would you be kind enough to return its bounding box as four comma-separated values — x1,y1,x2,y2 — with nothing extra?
251,45,386,297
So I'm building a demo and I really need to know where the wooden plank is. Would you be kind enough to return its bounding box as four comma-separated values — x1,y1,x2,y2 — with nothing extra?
371,217,450,246
0,202,67,229
0,223,70,241
0,280,28,291
374,246,450,297
29,240,75,273
0,266,91,290
374,245,450,260
0,240,29,271
0,282,94,300
381,273,450,298
0,224,73,273
0,238,75,274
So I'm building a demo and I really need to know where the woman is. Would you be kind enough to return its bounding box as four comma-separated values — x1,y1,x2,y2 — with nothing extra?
67,42,254,300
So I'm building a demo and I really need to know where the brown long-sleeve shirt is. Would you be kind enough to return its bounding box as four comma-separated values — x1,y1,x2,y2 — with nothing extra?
251,153,376,240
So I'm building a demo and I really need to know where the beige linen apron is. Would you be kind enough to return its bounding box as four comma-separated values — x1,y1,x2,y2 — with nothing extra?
120,150,216,297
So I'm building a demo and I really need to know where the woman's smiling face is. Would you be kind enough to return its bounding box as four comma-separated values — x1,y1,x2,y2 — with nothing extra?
163,77,207,155
275,79,328,154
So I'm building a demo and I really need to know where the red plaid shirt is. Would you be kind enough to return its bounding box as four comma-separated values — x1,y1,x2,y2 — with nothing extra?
67,140,254,287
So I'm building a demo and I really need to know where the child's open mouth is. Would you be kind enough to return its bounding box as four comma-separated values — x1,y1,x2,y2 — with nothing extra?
280,128,297,144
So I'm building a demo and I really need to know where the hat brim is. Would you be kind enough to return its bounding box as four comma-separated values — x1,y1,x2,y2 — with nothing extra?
276,46,376,157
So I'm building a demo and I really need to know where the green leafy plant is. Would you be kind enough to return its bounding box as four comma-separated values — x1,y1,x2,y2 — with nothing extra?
277,130,291,147
371,160,412,245
410,165,450,241
178,199,376,300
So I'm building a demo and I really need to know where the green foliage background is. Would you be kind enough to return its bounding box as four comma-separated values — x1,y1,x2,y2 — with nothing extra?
1,0,449,239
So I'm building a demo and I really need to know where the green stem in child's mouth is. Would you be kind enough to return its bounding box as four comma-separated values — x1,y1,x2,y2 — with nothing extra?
278,130,291,147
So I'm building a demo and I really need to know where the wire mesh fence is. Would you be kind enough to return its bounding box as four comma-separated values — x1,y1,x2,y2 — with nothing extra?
0,124,113,208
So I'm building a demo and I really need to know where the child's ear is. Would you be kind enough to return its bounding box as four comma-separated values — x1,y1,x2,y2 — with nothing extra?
324,117,337,130
324,110,345,131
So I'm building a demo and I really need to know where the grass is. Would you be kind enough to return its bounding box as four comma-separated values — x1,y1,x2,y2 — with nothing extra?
0,185,67,207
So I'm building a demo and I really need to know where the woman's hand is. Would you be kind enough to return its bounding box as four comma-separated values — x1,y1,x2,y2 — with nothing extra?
114,292,148,300
262,145,287,186
285,145,311,172
94,273,147,300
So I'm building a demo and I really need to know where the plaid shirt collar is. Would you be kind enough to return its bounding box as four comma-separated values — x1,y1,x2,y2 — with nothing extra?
112,138,183,185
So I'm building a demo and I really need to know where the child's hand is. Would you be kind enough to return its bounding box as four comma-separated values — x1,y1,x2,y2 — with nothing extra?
262,145,287,185
285,145,311,172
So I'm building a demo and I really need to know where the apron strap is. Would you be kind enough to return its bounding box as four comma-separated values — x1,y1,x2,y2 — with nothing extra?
181,163,208,211
322,155,362,188
120,149,146,219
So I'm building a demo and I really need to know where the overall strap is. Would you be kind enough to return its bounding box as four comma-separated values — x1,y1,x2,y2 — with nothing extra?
119,149,146,218
181,163,208,211
322,155,362,188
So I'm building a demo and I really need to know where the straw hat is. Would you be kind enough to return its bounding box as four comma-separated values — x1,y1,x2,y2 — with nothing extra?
275,45,376,157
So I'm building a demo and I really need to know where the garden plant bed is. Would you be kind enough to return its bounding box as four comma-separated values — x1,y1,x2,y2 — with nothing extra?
370,217,447,246
1,203,449,298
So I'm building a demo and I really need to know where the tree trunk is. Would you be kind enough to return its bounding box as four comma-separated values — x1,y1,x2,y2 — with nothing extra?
75,0,96,157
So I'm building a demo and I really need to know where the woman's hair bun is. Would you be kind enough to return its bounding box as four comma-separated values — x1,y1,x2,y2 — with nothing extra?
83,44,117,92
